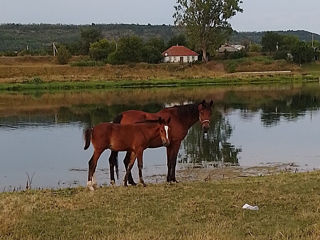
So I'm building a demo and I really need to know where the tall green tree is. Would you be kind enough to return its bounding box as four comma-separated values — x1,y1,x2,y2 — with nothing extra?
108,36,143,64
174,0,243,62
80,27,103,54
291,42,314,65
261,32,283,53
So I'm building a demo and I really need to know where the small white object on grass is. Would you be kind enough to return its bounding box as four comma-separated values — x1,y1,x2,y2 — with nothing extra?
242,203,259,211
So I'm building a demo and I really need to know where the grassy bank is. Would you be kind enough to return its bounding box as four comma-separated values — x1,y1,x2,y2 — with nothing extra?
0,56,319,91
1,171,320,240
0,74,319,92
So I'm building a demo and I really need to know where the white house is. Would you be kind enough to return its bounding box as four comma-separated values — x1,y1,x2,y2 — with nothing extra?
162,45,199,63
218,44,245,53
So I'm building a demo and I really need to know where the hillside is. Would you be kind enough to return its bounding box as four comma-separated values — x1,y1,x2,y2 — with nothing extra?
0,23,319,52
232,30,320,44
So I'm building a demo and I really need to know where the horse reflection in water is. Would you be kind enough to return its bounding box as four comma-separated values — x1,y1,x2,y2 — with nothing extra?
109,100,213,184
83,117,170,190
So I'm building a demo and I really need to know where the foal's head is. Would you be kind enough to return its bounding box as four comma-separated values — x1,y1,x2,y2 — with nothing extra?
158,117,171,147
198,100,213,133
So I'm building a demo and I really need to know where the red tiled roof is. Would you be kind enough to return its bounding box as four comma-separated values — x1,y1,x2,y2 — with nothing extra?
162,45,199,57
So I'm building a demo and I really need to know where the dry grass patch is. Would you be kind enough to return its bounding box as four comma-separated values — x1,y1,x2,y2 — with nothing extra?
1,172,320,239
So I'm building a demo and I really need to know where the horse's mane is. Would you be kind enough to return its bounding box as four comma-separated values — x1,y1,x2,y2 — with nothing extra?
173,103,199,119
135,119,163,124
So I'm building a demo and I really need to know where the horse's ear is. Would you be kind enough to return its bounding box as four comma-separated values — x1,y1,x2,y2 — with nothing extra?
210,100,213,107
201,100,206,106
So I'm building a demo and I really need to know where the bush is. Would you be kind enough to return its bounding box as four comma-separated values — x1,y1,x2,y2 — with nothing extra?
57,45,71,64
227,49,248,59
225,61,238,73
273,50,288,60
89,39,115,61
70,59,105,67
249,44,262,52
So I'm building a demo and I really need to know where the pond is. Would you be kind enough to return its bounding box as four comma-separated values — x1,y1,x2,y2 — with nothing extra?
1,83,320,190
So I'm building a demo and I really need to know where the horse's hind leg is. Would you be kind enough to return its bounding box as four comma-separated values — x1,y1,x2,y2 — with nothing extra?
124,152,136,187
88,150,103,191
137,151,146,187
109,151,118,185
124,151,136,186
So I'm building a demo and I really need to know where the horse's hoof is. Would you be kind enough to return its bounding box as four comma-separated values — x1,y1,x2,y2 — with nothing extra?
87,180,96,191
129,182,137,186
110,180,115,186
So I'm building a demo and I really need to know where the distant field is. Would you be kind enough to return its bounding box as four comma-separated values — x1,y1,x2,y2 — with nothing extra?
0,56,304,85
1,171,320,240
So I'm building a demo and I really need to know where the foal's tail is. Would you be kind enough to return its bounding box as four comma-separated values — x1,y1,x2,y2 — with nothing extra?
83,128,92,150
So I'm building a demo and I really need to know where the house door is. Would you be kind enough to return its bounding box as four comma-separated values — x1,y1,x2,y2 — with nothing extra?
180,57,183,64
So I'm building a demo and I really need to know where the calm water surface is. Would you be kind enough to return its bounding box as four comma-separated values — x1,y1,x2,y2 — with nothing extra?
1,84,320,190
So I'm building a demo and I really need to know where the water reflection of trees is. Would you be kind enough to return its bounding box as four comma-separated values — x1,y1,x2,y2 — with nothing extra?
179,110,241,167
222,89,320,127
259,93,320,127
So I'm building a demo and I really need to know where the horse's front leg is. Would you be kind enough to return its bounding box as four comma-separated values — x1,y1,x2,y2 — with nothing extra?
137,150,146,187
124,152,136,187
166,141,181,183
88,150,103,191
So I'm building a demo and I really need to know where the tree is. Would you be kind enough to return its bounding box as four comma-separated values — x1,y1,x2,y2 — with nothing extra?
291,42,314,65
174,0,243,62
141,38,165,63
89,39,115,61
261,32,283,53
56,45,71,64
107,36,143,64
167,34,187,48
80,27,103,54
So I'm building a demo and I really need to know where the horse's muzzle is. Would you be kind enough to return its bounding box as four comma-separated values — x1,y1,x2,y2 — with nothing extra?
202,124,210,134
162,140,170,147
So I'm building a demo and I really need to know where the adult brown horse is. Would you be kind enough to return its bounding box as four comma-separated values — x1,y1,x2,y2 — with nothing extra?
109,100,213,185
84,118,170,190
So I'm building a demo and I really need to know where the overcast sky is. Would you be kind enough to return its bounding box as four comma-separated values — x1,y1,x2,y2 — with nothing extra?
1,0,319,34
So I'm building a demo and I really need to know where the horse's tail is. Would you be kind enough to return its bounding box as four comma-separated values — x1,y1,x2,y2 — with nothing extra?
83,128,92,150
112,113,122,179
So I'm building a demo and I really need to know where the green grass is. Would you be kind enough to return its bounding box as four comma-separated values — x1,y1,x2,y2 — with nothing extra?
302,62,320,73
1,171,320,239
0,74,319,92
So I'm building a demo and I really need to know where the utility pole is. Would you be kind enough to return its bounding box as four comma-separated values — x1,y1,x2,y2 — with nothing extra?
52,42,58,56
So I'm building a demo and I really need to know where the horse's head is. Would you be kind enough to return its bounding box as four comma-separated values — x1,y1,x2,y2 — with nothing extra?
198,100,213,133
158,117,171,147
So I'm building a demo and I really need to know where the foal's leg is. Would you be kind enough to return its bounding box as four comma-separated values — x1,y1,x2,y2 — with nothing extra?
124,151,136,185
88,149,103,191
124,152,136,187
137,150,146,187
108,151,118,185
